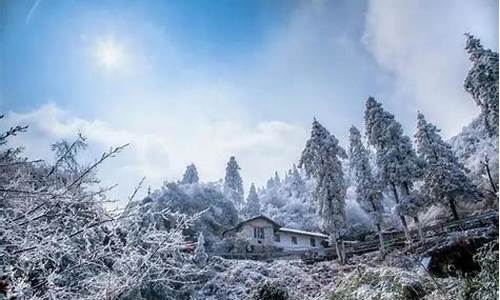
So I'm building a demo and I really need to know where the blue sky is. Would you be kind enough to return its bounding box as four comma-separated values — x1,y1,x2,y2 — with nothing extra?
0,0,498,203
2,0,383,123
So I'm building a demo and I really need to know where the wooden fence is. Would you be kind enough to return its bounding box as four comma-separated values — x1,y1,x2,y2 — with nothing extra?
342,209,498,257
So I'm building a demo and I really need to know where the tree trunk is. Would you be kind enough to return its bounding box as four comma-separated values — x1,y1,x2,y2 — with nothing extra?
332,235,342,263
399,215,411,242
484,156,497,194
402,182,422,241
376,223,385,255
413,216,424,241
449,197,459,221
340,239,346,264
402,182,411,196
391,183,412,242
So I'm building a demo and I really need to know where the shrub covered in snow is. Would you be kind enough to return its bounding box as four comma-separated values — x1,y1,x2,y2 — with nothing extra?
0,124,203,299
459,239,498,300
329,266,433,300
259,167,320,232
143,181,239,250
249,280,289,300
195,258,339,300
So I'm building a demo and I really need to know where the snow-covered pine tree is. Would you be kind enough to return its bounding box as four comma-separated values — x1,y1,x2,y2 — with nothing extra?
464,33,499,137
181,163,199,184
348,126,385,254
364,97,423,242
194,232,208,264
299,119,347,262
224,156,244,211
243,183,261,218
285,168,292,182
266,176,275,189
274,171,281,186
290,164,306,198
415,112,479,220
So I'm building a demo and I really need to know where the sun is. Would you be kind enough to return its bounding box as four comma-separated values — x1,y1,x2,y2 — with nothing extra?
95,38,124,69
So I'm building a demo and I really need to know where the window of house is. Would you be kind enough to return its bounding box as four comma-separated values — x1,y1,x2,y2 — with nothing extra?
310,238,316,247
291,236,297,245
253,227,265,239
274,233,280,242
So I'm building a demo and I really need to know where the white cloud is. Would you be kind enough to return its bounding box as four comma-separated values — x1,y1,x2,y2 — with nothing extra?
363,0,498,137
2,104,306,205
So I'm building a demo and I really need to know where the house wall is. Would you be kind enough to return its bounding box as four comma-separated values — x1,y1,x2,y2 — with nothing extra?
233,217,327,252
273,231,325,250
236,218,275,248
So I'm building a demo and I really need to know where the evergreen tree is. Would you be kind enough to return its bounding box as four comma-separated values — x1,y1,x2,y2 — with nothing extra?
290,164,306,198
415,112,479,220
243,183,261,218
285,168,293,182
464,33,499,137
364,97,422,242
194,232,208,264
299,119,347,262
180,163,199,184
224,156,244,211
274,171,281,186
348,126,385,254
266,177,275,189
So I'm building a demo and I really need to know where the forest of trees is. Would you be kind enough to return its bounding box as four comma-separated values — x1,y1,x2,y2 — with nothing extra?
0,34,497,299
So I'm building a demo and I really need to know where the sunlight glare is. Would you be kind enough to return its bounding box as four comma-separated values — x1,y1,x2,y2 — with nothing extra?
95,38,124,69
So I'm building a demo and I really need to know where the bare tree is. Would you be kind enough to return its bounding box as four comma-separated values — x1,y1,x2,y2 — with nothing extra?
0,121,202,299
481,155,498,194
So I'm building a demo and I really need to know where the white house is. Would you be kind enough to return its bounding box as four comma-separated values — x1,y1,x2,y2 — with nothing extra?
223,215,329,252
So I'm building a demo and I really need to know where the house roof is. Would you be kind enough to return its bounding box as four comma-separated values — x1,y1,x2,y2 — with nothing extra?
222,215,281,236
237,215,281,229
222,215,328,239
278,227,329,239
